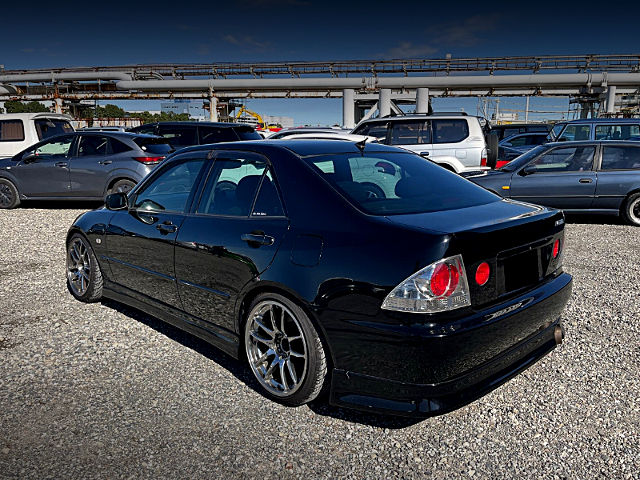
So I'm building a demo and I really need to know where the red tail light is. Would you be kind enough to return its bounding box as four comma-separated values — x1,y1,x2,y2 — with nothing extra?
553,239,560,258
133,156,165,164
430,263,460,298
481,148,487,166
475,262,490,286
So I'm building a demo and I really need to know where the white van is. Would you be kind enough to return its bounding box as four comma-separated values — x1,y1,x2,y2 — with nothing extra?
0,113,75,158
352,114,490,173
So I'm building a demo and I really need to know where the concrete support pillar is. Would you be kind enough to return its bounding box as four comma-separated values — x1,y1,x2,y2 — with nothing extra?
416,88,430,114
342,89,355,129
606,85,617,113
209,95,218,122
54,98,63,114
379,89,391,118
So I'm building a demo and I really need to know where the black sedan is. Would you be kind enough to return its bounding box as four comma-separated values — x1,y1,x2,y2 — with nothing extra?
65,140,572,417
466,141,640,226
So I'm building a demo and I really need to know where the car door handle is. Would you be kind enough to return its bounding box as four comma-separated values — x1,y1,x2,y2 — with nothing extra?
156,222,177,234
420,151,430,157
241,233,275,246
98,160,113,165
55,162,68,168
579,178,593,183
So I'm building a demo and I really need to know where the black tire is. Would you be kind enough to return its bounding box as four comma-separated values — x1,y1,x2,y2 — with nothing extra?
66,233,103,302
361,182,386,200
486,134,499,169
621,192,640,226
244,292,328,406
0,178,20,209
109,179,136,196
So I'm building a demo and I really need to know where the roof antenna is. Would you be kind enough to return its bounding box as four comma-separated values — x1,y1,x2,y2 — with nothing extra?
355,139,366,154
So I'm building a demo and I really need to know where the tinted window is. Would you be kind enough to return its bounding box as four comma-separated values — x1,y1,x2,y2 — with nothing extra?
432,120,469,144
353,122,389,143
35,119,74,140
78,136,108,156
558,125,590,142
110,138,133,154
500,145,547,171
131,125,156,135
134,159,205,212
158,125,197,147
505,135,527,147
199,126,237,144
304,152,499,216
501,128,521,139
527,125,551,133
595,124,640,140
549,123,565,141
197,152,267,216
530,146,595,172
601,146,640,170
0,120,25,141
233,126,262,140
252,170,285,217
390,121,430,145
133,137,174,155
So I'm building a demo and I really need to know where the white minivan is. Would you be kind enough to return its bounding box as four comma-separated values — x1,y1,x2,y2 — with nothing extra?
0,113,75,158
352,114,490,173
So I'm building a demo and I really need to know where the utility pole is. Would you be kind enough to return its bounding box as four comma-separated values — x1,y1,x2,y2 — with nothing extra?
525,96,530,123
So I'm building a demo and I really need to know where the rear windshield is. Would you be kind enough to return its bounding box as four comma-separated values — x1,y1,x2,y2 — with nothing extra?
133,137,175,154
35,119,74,140
304,152,499,216
233,126,262,140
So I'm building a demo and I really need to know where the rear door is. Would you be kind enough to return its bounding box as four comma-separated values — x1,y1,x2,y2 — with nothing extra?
430,118,471,162
174,150,289,333
14,135,74,197
68,135,115,197
593,143,640,210
105,154,208,306
387,120,432,157
510,144,597,209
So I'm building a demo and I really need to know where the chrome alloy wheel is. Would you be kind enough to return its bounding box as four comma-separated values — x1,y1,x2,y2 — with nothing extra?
0,183,13,207
245,300,308,397
67,237,91,297
629,197,640,224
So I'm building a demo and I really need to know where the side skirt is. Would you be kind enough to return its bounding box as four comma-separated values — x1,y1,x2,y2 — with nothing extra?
102,280,241,359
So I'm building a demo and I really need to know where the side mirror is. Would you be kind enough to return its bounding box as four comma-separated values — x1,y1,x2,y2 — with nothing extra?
22,153,38,163
522,165,538,176
105,192,129,210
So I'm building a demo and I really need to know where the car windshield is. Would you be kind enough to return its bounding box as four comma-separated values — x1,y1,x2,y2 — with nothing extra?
303,152,500,216
498,145,547,172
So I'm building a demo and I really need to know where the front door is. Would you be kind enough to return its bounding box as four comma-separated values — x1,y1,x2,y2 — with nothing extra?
105,155,207,307
510,144,597,210
69,135,115,197
174,151,289,333
14,135,74,197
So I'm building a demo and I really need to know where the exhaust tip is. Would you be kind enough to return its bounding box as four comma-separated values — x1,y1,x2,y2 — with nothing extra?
554,324,565,345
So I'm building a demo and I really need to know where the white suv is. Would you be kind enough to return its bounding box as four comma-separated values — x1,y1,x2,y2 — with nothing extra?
351,115,488,173
0,113,75,159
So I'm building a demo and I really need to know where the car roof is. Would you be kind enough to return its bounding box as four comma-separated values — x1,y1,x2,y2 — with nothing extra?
359,115,475,122
135,122,251,128
562,118,640,124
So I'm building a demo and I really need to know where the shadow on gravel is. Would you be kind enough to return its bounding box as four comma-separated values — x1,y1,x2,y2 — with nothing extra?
101,298,423,429
16,200,103,210
564,213,626,226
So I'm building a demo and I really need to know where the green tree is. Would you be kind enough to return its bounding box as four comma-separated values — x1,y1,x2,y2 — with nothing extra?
135,111,192,123
95,104,126,118
5,100,49,113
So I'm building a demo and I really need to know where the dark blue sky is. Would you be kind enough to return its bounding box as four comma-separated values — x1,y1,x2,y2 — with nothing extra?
2,0,639,124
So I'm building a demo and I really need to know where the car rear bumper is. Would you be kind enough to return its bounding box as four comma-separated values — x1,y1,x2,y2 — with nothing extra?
327,272,572,417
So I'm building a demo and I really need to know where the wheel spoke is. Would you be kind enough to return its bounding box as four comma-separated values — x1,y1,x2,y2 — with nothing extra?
279,362,288,392
254,316,274,338
72,244,81,263
289,350,304,358
250,330,272,347
253,349,273,368
269,305,278,333
279,309,286,336
286,358,298,385
264,358,278,380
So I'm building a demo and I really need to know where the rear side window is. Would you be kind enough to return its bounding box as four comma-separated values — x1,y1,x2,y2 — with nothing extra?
0,120,25,141
353,122,389,143
158,125,197,147
35,119,74,140
601,146,640,170
595,124,640,140
110,138,133,154
133,137,174,155
130,125,156,135
233,126,262,140
390,121,430,145
199,126,238,144
432,119,469,144
78,136,108,156
558,125,590,142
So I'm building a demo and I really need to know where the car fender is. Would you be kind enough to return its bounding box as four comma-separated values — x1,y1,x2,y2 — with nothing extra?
102,167,146,195
428,155,466,173
0,170,22,193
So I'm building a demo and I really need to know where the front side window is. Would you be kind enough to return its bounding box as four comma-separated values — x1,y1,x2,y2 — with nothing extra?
26,135,74,157
197,152,267,216
558,124,590,142
35,119,74,140
304,152,499,216
0,120,25,141
595,124,640,140
78,136,108,156
601,146,640,170
529,146,595,172
353,122,389,143
432,119,469,144
134,159,205,212
390,121,430,145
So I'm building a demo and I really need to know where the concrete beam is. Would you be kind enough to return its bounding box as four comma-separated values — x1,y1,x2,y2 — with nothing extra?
379,89,391,117
342,89,355,129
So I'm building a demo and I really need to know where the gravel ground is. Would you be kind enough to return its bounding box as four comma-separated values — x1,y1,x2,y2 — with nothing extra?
0,206,639,479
